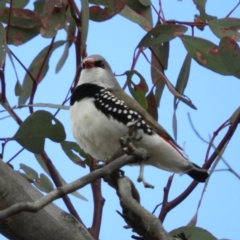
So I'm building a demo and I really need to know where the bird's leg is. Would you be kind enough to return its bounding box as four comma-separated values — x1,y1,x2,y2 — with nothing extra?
125,120,154,188
137,164,154,189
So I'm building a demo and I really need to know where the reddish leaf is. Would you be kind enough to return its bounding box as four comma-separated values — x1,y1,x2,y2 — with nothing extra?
40,7,66,38
120,0,152,30
180,35,230,75
193,0,217,28
209,18,240,42
119,5,152,31
219,37,240,79
89,0,128,22
6,26,40,45
0,8,41,28
60,141,86,168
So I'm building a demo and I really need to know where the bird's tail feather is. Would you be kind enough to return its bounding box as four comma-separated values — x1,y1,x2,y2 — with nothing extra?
187,163,209,182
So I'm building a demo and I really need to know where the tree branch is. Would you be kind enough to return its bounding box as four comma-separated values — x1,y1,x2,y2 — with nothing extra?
0,153,137,221
118,177,173,240
0,160,93,240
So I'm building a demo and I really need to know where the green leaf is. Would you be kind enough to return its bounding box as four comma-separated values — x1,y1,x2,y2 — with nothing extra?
6,26,40,45
180,35,230,75
34,173,54,193
119,5,151,31
40,8,66,38
20,163,38,179
60,141,86,168
219,37,240,79
138,24,187,48
209,18,240,41
125,70,148,109
170,226,217,240
19,172,34,183
12,0,29,8
119,0,152,31
193,0,217,26
18,40,65,105
55,41,70,73
172,110,177,141
0,0,7,10
0,8,41,28
175,53,191,94
172,53,191,141
13,110,66,153
146,89,158,121
14,80,22,96
89,0,128,22
150,23,169,107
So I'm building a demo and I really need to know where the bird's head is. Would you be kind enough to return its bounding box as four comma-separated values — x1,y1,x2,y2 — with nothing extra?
77,54,121,90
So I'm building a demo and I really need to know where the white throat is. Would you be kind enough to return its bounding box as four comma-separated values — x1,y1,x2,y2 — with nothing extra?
77,68,116,89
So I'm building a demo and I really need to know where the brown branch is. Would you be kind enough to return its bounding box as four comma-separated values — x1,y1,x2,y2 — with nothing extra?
0,154,138,221
226,1,240,18
89,158,105,240
117,177,173,240
10,50,37,84
159,111,240,222
5,0,12,43
40,151,83,225
0,68,6,102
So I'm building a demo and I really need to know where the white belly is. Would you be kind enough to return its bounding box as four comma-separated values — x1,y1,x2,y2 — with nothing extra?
70,98,189,173
70,98,128,159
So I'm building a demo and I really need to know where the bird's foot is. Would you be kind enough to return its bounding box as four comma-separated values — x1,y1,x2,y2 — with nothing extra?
94,160,106,169
137,176,154,189
137,164,154,189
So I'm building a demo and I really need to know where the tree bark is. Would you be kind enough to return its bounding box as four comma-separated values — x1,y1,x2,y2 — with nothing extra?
0,160,93,240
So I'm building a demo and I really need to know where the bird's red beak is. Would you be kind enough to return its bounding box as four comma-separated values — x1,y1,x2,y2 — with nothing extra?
83,58,95,69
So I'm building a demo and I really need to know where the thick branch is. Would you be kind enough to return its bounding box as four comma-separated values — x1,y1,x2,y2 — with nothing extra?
0,160,93,240
118,177,173,240
0,154,136,221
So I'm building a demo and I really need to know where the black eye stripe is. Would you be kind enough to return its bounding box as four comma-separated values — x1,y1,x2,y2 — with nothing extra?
82,60,104,69
95,60,104,68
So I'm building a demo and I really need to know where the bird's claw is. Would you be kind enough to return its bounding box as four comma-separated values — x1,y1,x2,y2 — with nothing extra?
94,160,106,169
137,164,154,189
137,176,154,189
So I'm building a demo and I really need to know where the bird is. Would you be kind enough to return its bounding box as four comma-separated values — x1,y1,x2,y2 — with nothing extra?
70,54,209,187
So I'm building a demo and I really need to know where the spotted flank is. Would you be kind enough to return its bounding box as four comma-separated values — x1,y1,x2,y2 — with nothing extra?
70,83,153,135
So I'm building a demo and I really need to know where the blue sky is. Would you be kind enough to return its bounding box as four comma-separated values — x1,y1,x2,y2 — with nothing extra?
1,0,240,239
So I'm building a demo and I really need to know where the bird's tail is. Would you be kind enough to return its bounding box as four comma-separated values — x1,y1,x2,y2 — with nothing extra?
187,163,209,182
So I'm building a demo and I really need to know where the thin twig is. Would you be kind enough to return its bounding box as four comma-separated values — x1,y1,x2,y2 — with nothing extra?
226,1,240,18
159,111,240,222
0,154,138,221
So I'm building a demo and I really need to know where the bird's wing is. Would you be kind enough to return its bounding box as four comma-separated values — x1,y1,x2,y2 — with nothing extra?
112,89,182,150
